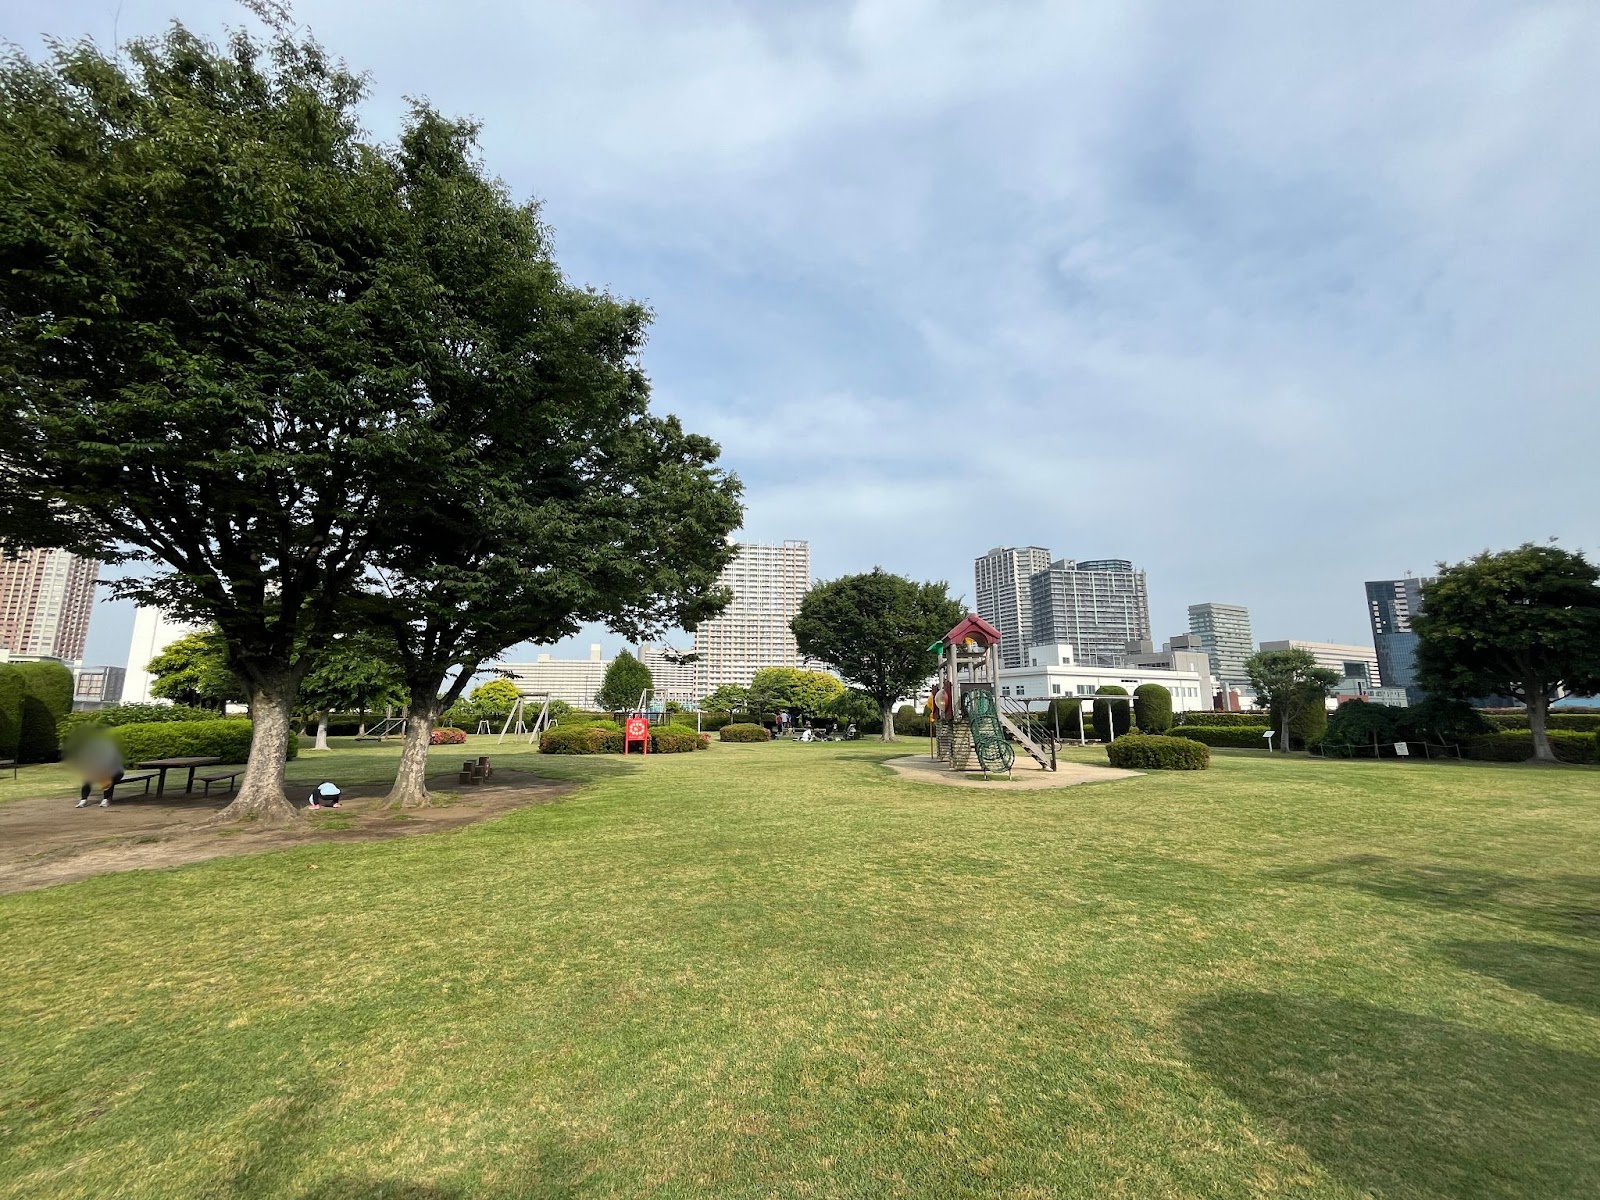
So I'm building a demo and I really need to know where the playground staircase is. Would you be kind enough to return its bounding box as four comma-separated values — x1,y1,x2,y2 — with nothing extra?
997,701,1056,772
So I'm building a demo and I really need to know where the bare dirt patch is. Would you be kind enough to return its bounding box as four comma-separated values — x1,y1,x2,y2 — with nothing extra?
0,769,574,895
881,754,1140,790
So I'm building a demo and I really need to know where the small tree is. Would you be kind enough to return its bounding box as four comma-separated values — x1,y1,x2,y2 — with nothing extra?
1413,544,1600,763
299,636,407,751
701,684,749,713
596,651,653,712
1133,683,1173,733
790,570,965,741
1245,649,1339,753
470,679,523,718
147,629,245,711
1093,686,1131,742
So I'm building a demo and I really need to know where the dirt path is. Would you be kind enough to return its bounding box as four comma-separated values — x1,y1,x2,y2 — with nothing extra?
0,769,574,895
881,754,1140,789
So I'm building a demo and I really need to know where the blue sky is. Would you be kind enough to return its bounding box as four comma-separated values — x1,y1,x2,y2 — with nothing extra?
9,0,1597,670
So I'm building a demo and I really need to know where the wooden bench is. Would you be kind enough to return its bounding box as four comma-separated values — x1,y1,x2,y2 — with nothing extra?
105,771,158,801
198,769,245,796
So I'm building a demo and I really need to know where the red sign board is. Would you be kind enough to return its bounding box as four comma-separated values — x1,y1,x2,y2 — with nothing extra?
624,715,650,755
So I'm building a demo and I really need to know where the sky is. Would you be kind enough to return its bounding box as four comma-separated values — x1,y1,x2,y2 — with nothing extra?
9,0,1597,670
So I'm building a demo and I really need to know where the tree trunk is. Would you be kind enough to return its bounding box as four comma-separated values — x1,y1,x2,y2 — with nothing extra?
214,679,299,823
384,710,437,808
1528,688,1557,762
312,712,330,752
880,704,896,742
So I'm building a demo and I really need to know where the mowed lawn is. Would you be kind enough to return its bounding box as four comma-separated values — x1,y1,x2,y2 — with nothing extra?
2,738,1598,1199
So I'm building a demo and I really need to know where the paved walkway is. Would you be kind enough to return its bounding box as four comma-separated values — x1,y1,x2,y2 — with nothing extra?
881,754,1139,790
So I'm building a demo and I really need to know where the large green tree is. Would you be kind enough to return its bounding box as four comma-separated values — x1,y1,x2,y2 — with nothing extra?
790,570,965,740
748,667,844,719
1412,544,1600,763
0,25,436,821
701,684,750,714
350,109,739,806
1245,648,1339,752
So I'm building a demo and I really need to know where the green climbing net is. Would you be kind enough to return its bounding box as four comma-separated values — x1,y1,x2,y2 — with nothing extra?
962,690,1015,774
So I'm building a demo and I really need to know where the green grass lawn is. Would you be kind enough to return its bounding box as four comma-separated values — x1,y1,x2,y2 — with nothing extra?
2,738,1598,1198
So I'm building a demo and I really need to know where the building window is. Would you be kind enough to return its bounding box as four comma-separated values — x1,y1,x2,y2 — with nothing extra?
1001,686,1010,697
1015,684,1025,695
1051,684,1061,695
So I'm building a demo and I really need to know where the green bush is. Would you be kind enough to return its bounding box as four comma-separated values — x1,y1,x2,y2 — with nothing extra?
1462,731,1597,764
0,668,23,759
1167,725,1273,749
1106,734,1210,770
1174,711,1272,727
16,692,58,763
1322,701,1405,755
893,705,930,736
61,703,219,739
1093,686,1131,743
1133,684,1173,734
698,711,734,732
1481,711,1600,733
11,660,72,718
1043,698,1091,739
650,728,702,753
719,723,770,743
539,726,606,754
109,719,293,764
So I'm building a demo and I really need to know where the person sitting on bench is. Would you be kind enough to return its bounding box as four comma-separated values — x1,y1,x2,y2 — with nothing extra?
307,781,342,809
71,731,124,809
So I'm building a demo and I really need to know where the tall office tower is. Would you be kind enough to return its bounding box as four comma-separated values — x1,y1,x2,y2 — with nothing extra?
692,540,812,695
0,548,100,663
1366,577,1429,702
1028,558,1151,667
973,546,1053,669
1187,602,1254,684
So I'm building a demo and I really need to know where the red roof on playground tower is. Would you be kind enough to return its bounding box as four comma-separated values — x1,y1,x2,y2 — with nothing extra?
942,613,1002,648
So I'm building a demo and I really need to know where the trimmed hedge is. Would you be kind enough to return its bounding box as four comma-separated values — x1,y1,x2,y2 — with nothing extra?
1175,711,1272,727
537,724,709,754
109,718,296,764
1482,712,1600,733
1133,684,1173,734
61,703,219,739
539,726,605,754
720,723,770,743
1106,734,1210,770
1167,725,1273,749
1462,731,1597,764
430,727,467,745
649,728,706,753
1093,686,1131,743
0,669,23,759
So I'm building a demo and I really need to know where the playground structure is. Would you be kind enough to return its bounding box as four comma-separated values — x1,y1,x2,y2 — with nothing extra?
930,615,1056,777
497,693,555,744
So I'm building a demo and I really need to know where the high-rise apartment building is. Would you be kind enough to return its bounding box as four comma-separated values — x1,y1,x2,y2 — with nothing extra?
638,642,700,703
1028,558,1151,667
692,540,812,695
0,548,100,663
1187,602,1254,684
973,546,1053,669
498,644,612,709
1366,577,1429,702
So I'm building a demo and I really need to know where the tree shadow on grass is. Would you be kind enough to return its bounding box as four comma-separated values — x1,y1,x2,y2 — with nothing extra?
1181,992,1600,1199
1443,939,1600,1016
1272,855,1600,939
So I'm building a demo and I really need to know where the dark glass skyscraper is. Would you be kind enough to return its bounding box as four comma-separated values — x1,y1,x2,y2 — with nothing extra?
1366,577,1428,703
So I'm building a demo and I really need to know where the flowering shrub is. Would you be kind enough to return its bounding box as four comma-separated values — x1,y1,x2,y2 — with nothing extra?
430,726,468,745
719,723,770,743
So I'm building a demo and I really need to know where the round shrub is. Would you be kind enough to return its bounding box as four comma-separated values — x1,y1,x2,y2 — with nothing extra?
1093,686,1131,743
649,728,701,753
430,726,467,746
1106,734,1210,770
719,723,770,743
1133,683,1173,734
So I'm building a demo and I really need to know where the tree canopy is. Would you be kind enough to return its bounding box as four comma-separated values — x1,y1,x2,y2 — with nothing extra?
701,684,750,714
790,570,965,740
1245,649,1339,751
147,630,245,710
748,667,844,718
1413,543,1600,762
596,651,654,713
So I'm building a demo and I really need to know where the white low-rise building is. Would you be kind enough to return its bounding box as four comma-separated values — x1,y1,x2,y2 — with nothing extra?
999,642,1215,713
498,644,610,709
